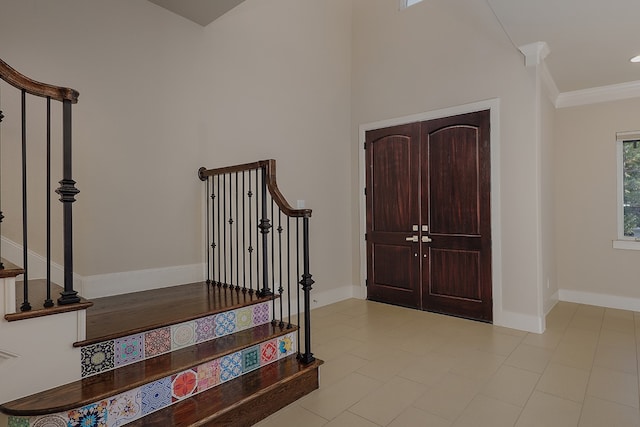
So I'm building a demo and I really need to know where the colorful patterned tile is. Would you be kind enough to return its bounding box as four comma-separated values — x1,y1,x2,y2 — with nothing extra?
171,322,196,349
253,302,270,325
68,401,108,427
236,307,253,331
7,416,29,427
277,333,296,359
197,359,220,391
214,311,237,337
144,327,171,357
31,413,68,427
195,315,216,343
114,334,144,367
107,388,142,427
81,341,115,377
141,377,172,415
172,369,198,401
220,351,242,382
260,339,278,365
242,345,261,373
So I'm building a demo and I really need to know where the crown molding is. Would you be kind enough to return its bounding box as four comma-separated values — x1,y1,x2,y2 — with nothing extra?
556,80,640,108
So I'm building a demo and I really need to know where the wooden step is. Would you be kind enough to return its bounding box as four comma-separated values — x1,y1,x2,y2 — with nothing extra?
80,282,273,345
128,355,323,427
5,280,93,322
0,323,295,417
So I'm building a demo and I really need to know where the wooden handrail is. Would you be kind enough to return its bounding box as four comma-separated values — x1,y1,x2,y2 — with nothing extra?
199,159,312,218
0,58,79,103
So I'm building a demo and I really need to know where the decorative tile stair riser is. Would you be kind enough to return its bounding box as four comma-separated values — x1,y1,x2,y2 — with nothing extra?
11,332,297,427
80,302,270,378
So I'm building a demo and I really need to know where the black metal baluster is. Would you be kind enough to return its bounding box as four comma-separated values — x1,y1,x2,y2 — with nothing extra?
235,172,240,291
223,173,227,288
211,176,216,287
286,216,292,328
299,217,315,364
277,208,284,328
20,90,31,312
271,198,276,324
248,170,254,294
217,175,221,287
242,171,247,293
205,175,211,285
56,99,80,305
228,173,233,290
255,168,260,295
258,165,272,297
44,97,53,308
296,219,300,352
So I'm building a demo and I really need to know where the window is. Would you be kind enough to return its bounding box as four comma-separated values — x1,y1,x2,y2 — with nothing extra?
400,0,424,10
616,131,640,247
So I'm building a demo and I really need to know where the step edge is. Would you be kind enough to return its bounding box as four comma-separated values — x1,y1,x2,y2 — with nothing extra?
0,324,298,416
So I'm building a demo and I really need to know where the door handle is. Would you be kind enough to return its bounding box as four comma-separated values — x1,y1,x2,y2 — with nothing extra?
405,236,419,242
422,236,432,243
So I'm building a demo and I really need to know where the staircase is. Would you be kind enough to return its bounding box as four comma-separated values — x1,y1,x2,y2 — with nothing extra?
0,59,321,426
1,283,322,426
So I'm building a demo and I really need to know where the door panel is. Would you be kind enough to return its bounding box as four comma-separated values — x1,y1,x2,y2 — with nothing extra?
366,123,421,309
421,111,492,321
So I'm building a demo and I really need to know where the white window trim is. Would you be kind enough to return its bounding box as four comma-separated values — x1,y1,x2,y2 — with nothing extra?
399,0,424,10
614,131,640,250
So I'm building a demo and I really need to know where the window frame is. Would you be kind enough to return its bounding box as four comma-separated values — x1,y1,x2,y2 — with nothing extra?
614,131,640,250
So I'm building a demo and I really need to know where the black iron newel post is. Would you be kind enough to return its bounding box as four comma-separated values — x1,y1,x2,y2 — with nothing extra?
56,100,80,305
258,165,273,297
299,216,315,364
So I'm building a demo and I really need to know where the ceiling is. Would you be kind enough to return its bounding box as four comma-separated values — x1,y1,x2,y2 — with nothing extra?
148,0,640,94
147,0,246,27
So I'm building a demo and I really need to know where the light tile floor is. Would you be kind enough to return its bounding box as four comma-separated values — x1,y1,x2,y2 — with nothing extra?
254,299,640,427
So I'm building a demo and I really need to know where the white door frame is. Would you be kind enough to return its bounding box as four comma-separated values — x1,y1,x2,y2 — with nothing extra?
358,98,505,326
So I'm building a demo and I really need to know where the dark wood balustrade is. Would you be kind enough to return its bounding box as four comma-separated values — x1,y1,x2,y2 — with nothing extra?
0,58,81,312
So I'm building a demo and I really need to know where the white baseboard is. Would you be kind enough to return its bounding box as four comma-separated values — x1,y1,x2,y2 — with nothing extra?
309,284,360,310
494,310,544,333
559,289,640,312
82,264,206,299
544,290,559,316
1,236,83,292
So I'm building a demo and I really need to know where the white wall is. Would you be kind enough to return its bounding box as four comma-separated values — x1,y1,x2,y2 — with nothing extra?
556,97,640,309
351,0,543,330
198,0,354,306
0,0,206,280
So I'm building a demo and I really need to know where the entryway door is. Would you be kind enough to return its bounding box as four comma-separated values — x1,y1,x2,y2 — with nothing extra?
365,110,492,322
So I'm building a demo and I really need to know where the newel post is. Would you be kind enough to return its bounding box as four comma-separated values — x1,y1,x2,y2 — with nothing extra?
56,100,80,305
299,216,315,364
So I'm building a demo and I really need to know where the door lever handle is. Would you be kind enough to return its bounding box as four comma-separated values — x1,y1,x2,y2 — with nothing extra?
422,236,432,243
405,236,419,242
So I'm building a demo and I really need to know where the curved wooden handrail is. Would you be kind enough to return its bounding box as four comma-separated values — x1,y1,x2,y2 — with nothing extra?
198,159,312,218
0,58,79,103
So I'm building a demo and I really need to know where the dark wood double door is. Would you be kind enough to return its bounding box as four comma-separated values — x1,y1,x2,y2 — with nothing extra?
365,110,492,322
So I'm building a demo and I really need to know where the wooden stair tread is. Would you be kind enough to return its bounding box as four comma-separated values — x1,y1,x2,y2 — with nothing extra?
5,280,93,322
0,258,24,278
128,355,323,427
0,323,295,416
81,282,273,345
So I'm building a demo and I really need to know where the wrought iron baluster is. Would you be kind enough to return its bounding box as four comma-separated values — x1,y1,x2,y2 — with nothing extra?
258,165,272,297
211,176,216,287
255,168,260,295
242,171,247,293
235,172,240,291
20,90,31,312
248,170,254,294
44,97,53,308
217,175,221,287
205,175,211,285
223,173,227,288
277,207,284,328
286,216,292,328
0,104,5,270
296,219,300,351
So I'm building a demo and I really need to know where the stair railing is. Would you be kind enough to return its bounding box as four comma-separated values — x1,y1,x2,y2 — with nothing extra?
0,58,81,312
199,160,315,364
